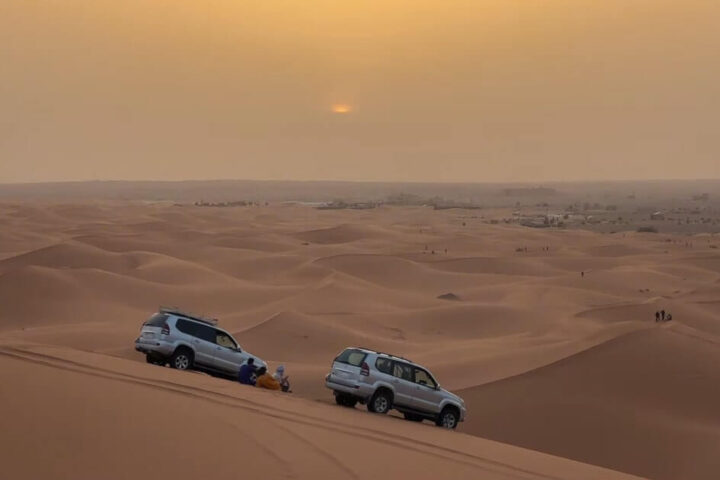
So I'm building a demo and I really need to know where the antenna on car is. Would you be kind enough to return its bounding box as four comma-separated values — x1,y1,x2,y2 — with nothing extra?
159,306,219,326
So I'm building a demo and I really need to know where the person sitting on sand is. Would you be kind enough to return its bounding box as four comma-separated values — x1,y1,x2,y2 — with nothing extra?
238,357,257,386
273,365,291,393
255,366,281,391
665,313,673,322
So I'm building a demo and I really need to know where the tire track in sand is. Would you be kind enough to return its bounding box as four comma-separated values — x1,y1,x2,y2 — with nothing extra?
0,344,616,480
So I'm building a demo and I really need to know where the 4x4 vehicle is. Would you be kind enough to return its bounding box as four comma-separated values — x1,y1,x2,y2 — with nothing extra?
135,308,265,378
325,347,466,429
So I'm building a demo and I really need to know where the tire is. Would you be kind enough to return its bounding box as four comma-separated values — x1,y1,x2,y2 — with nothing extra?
335,393,358,408
436,407,459,429
146,354,165,366
367,390,392,414
170,348,193,371
403,413,423,422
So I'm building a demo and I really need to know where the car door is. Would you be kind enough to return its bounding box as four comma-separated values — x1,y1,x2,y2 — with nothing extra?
212,329,246,374
390,361,416,408
410,367,442,414
181,320,217,367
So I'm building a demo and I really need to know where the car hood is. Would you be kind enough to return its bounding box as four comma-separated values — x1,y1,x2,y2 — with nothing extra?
441,388,465,405
249,357,267,370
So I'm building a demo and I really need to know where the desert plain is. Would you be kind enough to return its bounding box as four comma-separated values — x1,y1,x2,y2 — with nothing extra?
1,181,719,480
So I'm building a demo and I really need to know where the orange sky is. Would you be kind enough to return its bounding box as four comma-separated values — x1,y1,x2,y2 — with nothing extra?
1,0,719,183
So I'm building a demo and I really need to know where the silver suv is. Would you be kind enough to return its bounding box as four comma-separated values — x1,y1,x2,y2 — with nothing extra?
134,308,266,377
325,347,466,429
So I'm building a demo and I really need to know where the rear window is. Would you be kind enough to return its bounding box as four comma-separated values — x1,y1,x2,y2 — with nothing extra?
144,313,168,327
334,349,367,367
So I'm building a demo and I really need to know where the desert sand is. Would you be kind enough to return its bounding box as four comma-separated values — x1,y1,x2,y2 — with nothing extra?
1,200,719,480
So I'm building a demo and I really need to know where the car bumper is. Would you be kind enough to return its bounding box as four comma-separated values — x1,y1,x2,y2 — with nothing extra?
325,374,374,400
134,338,174,356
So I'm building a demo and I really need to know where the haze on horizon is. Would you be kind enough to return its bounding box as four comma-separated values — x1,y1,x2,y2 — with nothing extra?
2,0,719,184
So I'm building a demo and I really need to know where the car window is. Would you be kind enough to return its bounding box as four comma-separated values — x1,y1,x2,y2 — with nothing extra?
334,349,367,367
392,362,414,382
414,368,437,388
375,357,392,374
215,331,236,348
175,319,198,336
194,323,216,342
144,313,168,327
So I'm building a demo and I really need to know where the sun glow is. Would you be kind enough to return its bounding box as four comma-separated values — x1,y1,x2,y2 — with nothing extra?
331,104,352,114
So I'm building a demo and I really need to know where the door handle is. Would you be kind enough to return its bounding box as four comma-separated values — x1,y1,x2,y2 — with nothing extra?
192,339,199,344
216,346,221,350
392,379,400,383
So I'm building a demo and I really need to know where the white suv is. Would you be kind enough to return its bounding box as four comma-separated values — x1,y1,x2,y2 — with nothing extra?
325,347,466,429
135,308,266,377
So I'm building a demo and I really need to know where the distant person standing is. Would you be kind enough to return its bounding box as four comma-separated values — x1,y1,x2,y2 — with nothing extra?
661,310,666,321
655,311,660,323
581,271,585,278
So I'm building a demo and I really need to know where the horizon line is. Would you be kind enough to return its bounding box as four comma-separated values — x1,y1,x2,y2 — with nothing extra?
2,177,720,187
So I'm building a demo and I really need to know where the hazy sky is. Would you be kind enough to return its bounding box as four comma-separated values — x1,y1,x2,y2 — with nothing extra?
2,0,719,183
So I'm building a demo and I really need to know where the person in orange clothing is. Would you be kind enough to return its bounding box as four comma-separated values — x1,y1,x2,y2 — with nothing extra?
255,366,281,390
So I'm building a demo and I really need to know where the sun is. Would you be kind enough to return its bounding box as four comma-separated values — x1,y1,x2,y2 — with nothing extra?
331,104,352,114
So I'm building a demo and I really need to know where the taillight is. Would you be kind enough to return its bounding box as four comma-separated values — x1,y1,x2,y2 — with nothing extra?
360,362,370,376
161,322,170,335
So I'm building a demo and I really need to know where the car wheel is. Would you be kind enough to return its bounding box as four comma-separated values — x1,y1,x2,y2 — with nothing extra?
335,393,358,408
170,348,193,371
403,413,423,422
146,354,164,366
368,390,392,414
436,407,459,429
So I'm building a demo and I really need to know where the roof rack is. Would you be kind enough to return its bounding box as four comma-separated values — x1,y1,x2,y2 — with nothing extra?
355,346,412,363
159,306,218,326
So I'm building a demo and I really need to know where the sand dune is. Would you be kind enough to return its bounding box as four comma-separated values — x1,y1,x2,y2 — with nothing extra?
0,343,644,480
458,327,720,480
1,201,719,479
295,223,388,244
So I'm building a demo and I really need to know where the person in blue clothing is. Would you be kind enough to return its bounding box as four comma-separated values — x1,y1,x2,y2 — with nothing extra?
238,357,257,386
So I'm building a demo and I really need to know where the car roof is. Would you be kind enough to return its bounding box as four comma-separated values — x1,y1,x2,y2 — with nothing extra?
170,314,237,336
159,306,218,326
349,346,414,364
